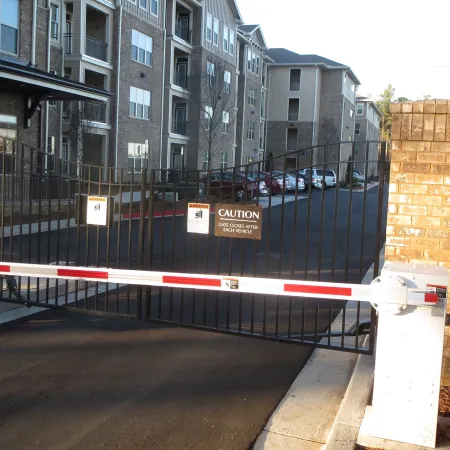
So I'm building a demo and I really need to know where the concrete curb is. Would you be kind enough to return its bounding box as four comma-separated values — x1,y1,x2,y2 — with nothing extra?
253,246,385,450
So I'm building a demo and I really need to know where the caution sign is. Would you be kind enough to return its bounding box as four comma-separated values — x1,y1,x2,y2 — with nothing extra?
214,204,263,240
187,203,210,234
86,196,108,226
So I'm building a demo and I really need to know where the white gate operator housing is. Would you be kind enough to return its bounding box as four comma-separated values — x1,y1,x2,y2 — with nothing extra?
365,262,448,448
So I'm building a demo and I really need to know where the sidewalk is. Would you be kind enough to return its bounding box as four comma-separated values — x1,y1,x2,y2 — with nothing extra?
253,248,384,450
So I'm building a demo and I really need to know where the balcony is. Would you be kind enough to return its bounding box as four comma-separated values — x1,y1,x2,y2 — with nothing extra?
174,22,192,44
86,36,108,62
172,120,188,135
62,101,107,123
173,71,190,90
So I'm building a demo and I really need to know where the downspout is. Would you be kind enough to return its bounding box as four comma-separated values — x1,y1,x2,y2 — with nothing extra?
114,4,123,175
44,3,51,167
263,63,269,166
31,0,37,65
159,6,167,172
312,65,318,146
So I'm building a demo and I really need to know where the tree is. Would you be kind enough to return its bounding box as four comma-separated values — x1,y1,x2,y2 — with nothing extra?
317,117,341,164
375,84,395,144
190,55,235,171
395,96,410,103
66,101,95,176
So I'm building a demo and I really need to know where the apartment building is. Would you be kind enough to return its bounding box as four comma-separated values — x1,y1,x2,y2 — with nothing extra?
265,48,360,172
235,24,271,168
162,0,242,173
0,0,110,175
354,95,382,177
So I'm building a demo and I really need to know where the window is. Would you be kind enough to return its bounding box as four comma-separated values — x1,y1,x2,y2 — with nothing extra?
247,49,251,72
206,13,212,42
224,70,231,94
350,109,354,117
213,18,219,46
128,142,148,173
151,0,158,15
251,53,256,73
50,4,59,40
0,128,16,174
256,56,260,76
289,69,301,91
129,86,151,120
261,91,265,118
220,152,228,169
357,102,364,115
246,121,255,140
248,88,257,107
132,29,153,66
139,0,147,10
223,25,228,52
288,98,299,121
206,60,215,85
204,106,212,130
0,0,19,54
355,123,360,135
229,29,234,56
222,111,229,133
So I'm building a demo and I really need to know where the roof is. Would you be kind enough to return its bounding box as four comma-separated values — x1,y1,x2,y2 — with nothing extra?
238,24,259,34
356,96,383,117
0,55,111,102
228,0,243,24
266,48,361,85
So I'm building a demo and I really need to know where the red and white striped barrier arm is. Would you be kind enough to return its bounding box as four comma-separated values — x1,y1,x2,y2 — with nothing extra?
0,262,440,306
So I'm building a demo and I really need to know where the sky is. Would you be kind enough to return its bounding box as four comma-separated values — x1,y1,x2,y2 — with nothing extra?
236,0,450,101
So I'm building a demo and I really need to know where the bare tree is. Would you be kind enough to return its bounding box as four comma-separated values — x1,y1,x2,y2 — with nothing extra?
190,55,236,171
317,117,340,164
66,101,98,175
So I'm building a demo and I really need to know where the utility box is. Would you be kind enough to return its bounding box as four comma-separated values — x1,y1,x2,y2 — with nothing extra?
368,262,448,448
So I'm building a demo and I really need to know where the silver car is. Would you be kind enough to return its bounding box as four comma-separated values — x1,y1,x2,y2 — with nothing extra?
272,171,306,193
299,168,336,189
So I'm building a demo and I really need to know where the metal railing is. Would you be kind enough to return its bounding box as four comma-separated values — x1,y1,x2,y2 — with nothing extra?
0,137,388,355
85,35,108,62
173,71,189,90
174,22,192,43
83,102,107,123
171,119,188,135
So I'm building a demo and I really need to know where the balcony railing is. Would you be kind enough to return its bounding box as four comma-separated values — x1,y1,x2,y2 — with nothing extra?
62,101,107,123
64,33,72,54
85,35,108,62
175,22,192,44
83,102,107,122
172,119,188,136
173,70,190,90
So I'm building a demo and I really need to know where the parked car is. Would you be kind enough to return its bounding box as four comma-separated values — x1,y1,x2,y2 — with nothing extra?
353,170,365,184
299,168,336,189
271,171,306,192
203,171,268,201
289,172,310,190
243,171,282,196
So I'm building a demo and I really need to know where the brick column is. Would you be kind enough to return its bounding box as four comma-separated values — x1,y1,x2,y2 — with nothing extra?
387,100,450,385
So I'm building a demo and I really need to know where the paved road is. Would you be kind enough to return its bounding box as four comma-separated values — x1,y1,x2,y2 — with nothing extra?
0,308,311,450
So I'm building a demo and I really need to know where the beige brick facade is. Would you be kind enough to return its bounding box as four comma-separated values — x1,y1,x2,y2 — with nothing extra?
387,100,450,385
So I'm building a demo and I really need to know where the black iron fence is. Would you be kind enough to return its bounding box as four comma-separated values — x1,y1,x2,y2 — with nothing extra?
0,139,389,354
174,22,192,43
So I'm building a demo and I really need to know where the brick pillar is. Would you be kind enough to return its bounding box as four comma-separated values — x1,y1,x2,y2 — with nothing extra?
387,100,450,385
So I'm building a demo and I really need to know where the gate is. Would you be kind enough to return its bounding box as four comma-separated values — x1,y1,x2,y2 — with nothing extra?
0,139,389,354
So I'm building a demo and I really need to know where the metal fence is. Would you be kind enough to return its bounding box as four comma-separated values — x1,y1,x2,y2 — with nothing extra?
0,140,389,354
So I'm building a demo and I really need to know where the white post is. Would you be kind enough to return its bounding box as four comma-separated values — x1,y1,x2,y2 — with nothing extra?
366,262,448,448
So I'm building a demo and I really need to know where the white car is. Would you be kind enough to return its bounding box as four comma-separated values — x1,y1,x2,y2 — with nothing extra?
272,172,305,193
353,170,365,184
299,168,336,189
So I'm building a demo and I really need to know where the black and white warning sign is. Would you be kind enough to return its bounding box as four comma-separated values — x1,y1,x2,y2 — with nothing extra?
187,203,210,234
